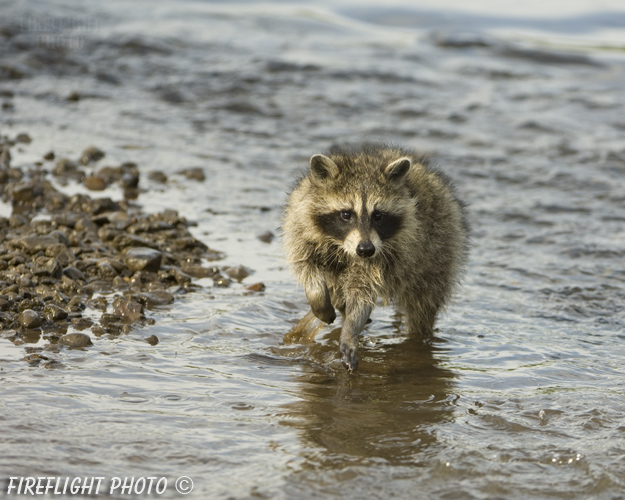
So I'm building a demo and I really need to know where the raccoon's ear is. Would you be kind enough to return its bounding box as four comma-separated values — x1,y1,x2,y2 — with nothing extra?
383,157,411,181
310,154,339,182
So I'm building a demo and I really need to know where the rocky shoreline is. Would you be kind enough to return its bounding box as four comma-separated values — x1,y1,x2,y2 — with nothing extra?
0,135,260,366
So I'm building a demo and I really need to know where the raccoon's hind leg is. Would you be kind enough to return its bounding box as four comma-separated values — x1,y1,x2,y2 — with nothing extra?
402,294,439,338
284,309,325,344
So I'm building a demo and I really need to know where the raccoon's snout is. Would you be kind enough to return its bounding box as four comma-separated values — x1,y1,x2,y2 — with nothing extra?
356,241,375,258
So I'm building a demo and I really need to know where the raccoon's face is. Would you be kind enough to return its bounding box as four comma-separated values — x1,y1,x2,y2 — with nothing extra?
309,154,410,259
314,203,403,258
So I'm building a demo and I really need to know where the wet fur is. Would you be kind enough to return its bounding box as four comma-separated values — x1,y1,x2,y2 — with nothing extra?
283,144,469,371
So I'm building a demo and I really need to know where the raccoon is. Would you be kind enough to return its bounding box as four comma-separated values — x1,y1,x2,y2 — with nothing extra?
283,144,469,371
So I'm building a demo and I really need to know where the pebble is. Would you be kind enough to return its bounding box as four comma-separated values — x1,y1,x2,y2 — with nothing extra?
180,263,218,278
63,266,86,281
19,309,42,329
113,233,154,249
257,230,275,243
97,260,119,277
224,265,251,282
32,257,63,279
80,146,105,165
245,282,266,292
53,158,82,177
123,246,162,272
112,296,144,323
178,167,205,181
48,230,71,246
43,304,69,322
145,334,159,345
147,170,168,183
9,214,28,228
58,333,93,348
84,175,108,191
45,245,74,267
135,290,174,307
15,133,32,144
213,276,231,287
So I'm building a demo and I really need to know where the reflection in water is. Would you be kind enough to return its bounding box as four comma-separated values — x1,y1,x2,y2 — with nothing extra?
277,329,456,467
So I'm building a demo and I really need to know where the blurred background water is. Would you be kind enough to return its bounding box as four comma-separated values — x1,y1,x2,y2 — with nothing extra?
1,0,625,498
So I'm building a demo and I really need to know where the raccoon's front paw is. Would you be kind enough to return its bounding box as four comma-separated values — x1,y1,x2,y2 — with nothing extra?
340,342,359,373
312,305,336,325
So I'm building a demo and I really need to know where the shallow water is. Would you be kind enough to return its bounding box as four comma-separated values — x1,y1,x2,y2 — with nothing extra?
1,0,625,498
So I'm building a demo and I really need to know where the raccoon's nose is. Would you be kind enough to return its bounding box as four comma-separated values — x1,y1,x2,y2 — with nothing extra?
356,241,375,258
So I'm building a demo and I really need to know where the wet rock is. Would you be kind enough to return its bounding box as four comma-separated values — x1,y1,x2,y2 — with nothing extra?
223,265,251,282
121,173,139,189
18,234,66,253
53,158,83,178
92,197,120,216
257,230,275,243
213,275,231,287
15,133,32,144
48,230,70,246
166,267,192,284
97,226,120,241
68,297,86,312
112,296,144,323
43,304,68,322
145,334,159,345
178,167,205,182
80,146,105,165
97,258,123,277
74,216,98,233
134,290,174,307
84,175,107,191
19,309,42,329
63,266,86,281
45,244,74,267
43,151,55,161
123,246,162,272
32,257,63,279
148,170,168,183
71,317,93,330
245,282,266,292
120,162,140,189
113,233,155,250
23,353,49,365
100,313,121,328
10,182,38,203
58,332,93,348
180,263,218,279
0,145,11,168
9,214,28,227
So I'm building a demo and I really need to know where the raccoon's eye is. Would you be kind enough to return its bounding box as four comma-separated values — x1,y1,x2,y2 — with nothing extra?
339,210,353,222
372,211,385,222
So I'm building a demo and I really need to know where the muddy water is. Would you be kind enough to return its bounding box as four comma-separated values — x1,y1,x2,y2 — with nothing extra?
2,0,625,498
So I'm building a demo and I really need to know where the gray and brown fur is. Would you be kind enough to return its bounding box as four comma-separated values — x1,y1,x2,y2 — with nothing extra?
283,144,469,371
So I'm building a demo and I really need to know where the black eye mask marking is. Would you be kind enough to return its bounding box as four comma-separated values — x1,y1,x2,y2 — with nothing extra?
371,211,402,240
315,209,403,242
315,210,355,241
